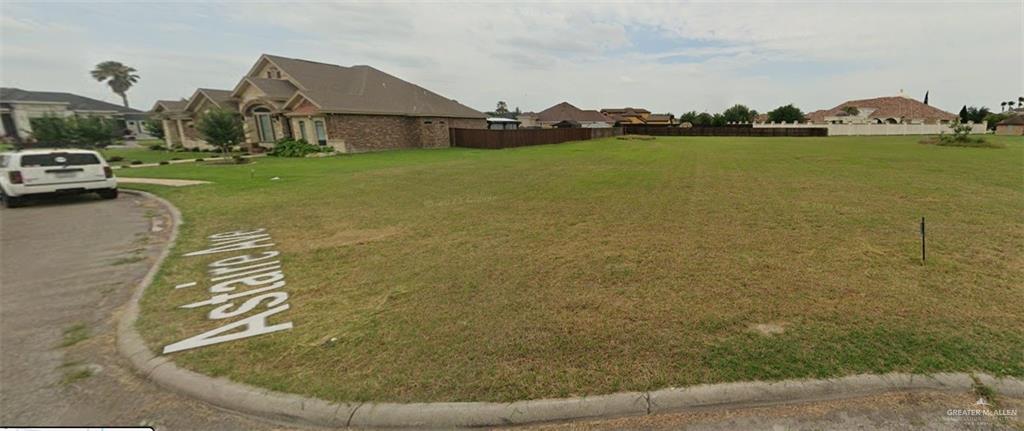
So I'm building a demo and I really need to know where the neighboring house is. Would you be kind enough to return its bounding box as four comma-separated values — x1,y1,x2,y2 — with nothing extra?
995,114,1024,136
535,102,613,128
516,112,540,128
152,54,486,152
805,93,957,125
486,117,520,130
150,100,190,147
601,107,650,125
644,113,676,126
0,87,149,142
755,92,986,135
154,88,240,149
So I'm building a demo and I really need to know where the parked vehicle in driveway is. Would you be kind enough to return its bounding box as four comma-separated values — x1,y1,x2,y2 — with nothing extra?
0,148,118,208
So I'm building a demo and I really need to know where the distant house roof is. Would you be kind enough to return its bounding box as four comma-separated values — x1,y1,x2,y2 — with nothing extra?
647,114,675,122
486,117,520,123
601,107,651,115
260,54,484,118
997,114,1024,125
1,87,140,113
807,96,957,123
536,102,612,123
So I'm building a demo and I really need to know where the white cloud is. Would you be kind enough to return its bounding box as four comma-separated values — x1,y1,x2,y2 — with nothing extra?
1,1,1020,114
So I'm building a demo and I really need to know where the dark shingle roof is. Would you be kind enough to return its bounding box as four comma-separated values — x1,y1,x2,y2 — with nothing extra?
151,100,188,113
247,78,297,100
0,87,140,113
263,54,484,118
198,89,236,106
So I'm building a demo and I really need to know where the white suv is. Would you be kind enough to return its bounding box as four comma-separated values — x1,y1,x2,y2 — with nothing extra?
0,148,118,208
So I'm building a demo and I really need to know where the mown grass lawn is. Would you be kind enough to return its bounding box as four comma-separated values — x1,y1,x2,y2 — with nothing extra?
123,135,1024,403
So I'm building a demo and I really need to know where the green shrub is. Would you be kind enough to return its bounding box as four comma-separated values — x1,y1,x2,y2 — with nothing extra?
130,160,143,165
148,143,166,151
921,121,1003,148
190,147,200,152
108,155,124,162
195,158,204,162
159,161,169,165
269,138,328,157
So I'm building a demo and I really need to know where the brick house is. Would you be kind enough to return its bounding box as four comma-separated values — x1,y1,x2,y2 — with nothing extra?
995,114,1024,136
152,54,485,152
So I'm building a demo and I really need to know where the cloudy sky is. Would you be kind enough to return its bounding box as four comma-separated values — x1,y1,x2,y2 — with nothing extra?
1,1,1021,115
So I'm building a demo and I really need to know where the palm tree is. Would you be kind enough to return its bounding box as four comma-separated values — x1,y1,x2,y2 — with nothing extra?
1001,101,1007,112
90,61,140,109
1009,101,1018,110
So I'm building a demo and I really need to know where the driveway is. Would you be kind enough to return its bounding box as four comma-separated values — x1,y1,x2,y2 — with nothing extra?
0,193,287,430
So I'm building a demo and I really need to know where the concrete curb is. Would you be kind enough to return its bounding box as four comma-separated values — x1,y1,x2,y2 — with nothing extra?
117,190,1024,428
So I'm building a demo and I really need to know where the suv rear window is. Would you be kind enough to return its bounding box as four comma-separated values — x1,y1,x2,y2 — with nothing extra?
20,153,100,167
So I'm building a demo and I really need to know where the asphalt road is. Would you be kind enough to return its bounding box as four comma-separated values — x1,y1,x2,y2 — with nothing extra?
0,192,289,430
1,192,1019,431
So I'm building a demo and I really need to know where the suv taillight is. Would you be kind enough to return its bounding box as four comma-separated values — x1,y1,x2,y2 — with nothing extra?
9,171,23,184
103,166,113,178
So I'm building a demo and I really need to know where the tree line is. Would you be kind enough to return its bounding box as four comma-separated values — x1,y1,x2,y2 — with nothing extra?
677,103,805,126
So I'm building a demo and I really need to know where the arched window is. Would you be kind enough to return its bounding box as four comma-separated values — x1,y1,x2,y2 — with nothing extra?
252,107,275,143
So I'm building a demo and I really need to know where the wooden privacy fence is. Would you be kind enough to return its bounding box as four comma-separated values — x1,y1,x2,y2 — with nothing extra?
623,125,828,137
450,127,623,149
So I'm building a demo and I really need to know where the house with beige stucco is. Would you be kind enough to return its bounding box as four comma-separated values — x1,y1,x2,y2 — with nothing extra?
151,54,486,152
2,87,150,143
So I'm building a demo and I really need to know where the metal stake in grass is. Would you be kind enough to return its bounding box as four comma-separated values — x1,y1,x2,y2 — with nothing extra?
920,217,926,264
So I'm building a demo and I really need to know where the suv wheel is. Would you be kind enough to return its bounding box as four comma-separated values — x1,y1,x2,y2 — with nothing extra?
1,191,22,208
97,188,118,200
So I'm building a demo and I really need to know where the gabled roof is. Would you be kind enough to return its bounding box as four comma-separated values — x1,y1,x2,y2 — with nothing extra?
1,87,140,113
185,88,238,112
247,78,298,100
253,54,484,118
807,96,956,122
536,102,612,123
151,100,188,113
